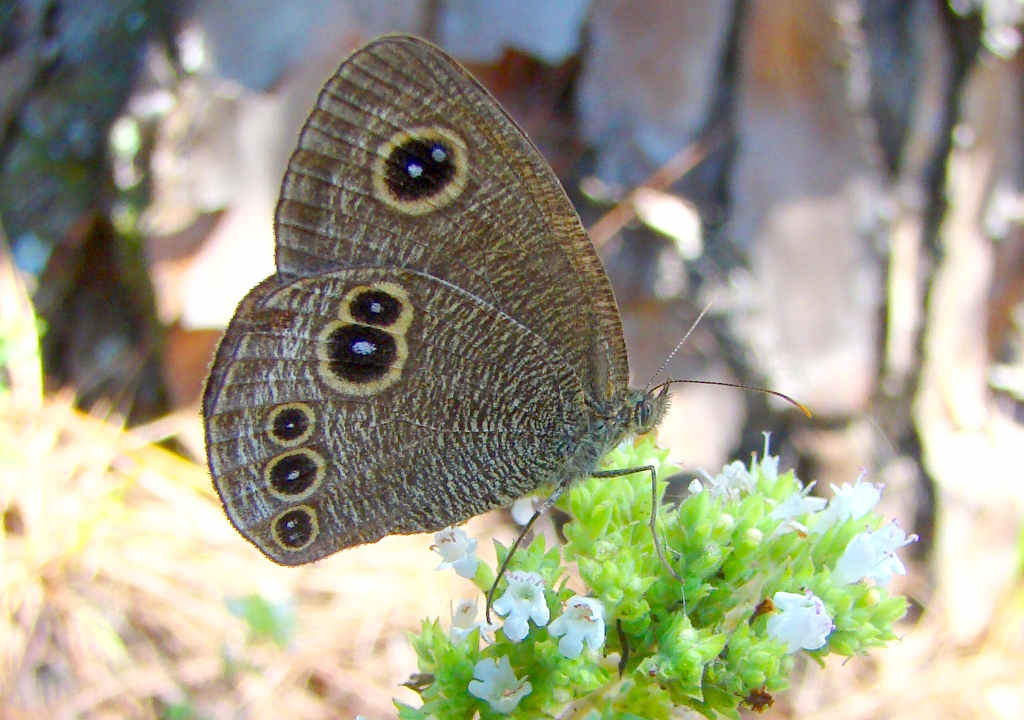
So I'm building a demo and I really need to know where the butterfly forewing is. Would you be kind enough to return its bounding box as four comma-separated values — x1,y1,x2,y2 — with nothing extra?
274,35,628,400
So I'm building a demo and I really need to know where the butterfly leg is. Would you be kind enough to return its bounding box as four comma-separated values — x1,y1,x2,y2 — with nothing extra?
485,463,683,623
591,464,683,586
616,618,629,676
485,480,569,623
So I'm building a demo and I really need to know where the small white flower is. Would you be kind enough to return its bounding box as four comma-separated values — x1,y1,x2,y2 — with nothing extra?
468,656,531,714
766,590,833,652
450,598,498,644
770,483,826,522
774,518,810,537
548,595,605,658
432,526,478,578
833,521,918,586
492,571,549,642
815,473,882,531
510,495,539,526
696,460,757,499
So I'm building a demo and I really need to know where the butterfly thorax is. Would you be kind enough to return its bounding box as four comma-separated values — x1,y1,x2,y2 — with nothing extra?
559,386,670,483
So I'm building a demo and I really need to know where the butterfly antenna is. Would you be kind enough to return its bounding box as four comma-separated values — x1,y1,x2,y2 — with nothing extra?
643,302,811,418
645,302,713,391
651,378,812,417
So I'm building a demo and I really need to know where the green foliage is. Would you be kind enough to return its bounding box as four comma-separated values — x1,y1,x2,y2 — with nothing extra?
1017,521,1024,578
161,702,205,720
0,298,44,396
397,437,912,718
226,594,296,649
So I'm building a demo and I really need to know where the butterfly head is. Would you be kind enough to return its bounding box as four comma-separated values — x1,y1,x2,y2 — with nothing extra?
628,384,670,436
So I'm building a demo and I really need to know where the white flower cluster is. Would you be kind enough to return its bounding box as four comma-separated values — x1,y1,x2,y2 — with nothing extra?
431,436,918,711
813,475,918,588
690,436,917,654
431,528,607,713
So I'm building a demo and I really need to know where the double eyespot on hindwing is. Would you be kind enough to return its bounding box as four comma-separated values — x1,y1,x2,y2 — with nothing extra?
316,281,414,396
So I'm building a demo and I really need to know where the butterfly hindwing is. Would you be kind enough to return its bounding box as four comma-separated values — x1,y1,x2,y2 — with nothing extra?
203,266,585,564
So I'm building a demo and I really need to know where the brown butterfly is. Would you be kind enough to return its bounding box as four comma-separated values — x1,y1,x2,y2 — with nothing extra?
202,35,669,567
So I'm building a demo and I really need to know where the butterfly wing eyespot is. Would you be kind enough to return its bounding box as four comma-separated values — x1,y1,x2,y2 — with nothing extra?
266,402,316,447
271,505,320,552
316,320,407,395
339,282,413,332
349,288,402,326
371,126,469,214
264,448,326,501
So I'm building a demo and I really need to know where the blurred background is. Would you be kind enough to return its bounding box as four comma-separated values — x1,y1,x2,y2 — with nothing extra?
1,0,1022,717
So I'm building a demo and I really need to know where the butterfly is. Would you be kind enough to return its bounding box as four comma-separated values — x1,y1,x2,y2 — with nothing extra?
202,35,670,568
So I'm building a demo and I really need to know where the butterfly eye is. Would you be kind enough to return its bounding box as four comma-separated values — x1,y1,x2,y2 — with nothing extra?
635,398,653,429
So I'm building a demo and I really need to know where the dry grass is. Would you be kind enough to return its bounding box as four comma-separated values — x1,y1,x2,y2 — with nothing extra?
0,391,503,718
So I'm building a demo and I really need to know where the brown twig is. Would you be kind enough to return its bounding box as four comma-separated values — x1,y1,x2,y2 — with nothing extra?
588,124,728,249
